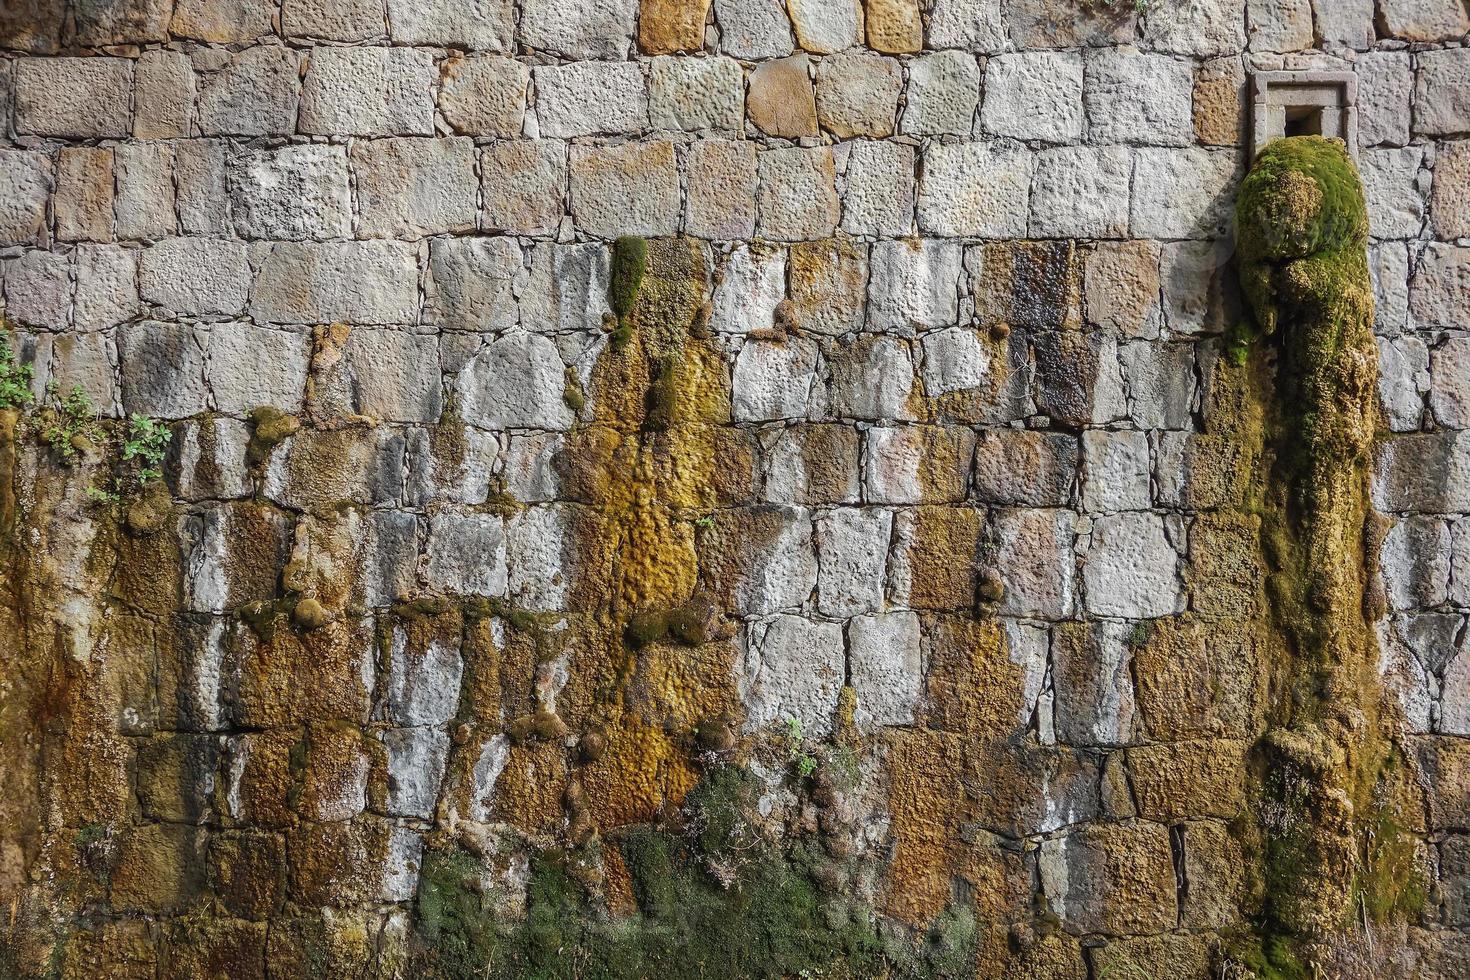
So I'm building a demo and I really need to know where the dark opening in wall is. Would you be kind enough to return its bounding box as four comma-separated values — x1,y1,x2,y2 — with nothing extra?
1283,104,1325,139
1251,70,1358,158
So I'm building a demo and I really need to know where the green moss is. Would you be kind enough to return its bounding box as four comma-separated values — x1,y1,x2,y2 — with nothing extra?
609,236,648,322
562,367,586,413
247,406,301,468
622,605,707,650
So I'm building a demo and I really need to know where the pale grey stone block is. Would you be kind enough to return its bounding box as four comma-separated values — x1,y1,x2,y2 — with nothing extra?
1432,337,1470,430
426,510,509,598
229,144,352,241
2,250,69,330
174,418,254,500
733,508,819,615
841,141,913,237
714,0,794,58
1415,49,1470,138
1359,146,1427,240
300,46,436,136
14,57,131,138
1140,0,1247,57
114,142,176,240
74,245,141,331
917,140,1033,239
569,141,680,238
519,0,637,59
0,149,51,247
920,327,990,396
1009,0,1135,46
848,611,921,727
1246,0,1314,52
711,245,785,335
1313,0,1375,49
119,320,211,418
427,237,524,333
140,238,250,317
282,0,385,41
1130,148,1241,239
1371,242,1411,336
990,508,1076,619
1356,51,1413,147
686,140,758,240
649,55,744,132
502,431,560,503
1122,342,1194,430
786,0,862,53
44,332,121,416
827,334,917,421
197,46,301,137
1160,239,1234,336
455,333,575,431
381,728,450,820
1374,432,1470,513
387,0,512,49
1410,244,1470,331
334,328,443,423
863,426,968,505
522,242,609,334
505,505,571,610
741,614,844,737
384,626,463,726
981,52,1084,144
1029,146,1132,240
1454,520,1470,607
176,141,231,236
1381,516,1451,611
928,0,1005,51
172,0,275,40
973,430,1078,508
409,425,503,506
1378,335,1429,432
732,337,820,421
1082,429,1151,513
867,239,962,332
902,50,980,137
206,324,311,414
1084,47,1193,146
815,507,891,618
815,52,902,139
1083,512,1181,618
757,147,840,241
134,50,194,139
1381,0,1470,41
252,241,420,325
481,140,567,236
535,61,648,138
352,137,479,239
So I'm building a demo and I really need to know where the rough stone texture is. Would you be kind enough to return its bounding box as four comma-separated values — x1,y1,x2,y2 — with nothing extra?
787,0,863,53
815,52,902,138
0,149,51,246
1029,146,1132,240
1086,48,1193,146
639,0,711,53
535,61,648,137
981,52,1084,144
196,46,300,137
520,0,637,59
841,141,913,237
351,138,479,239
15,58,132,139
569,141,681,237
299,47,436,136
918,140,1033,239
230,144,352,241
902,51,980,137
686,140,757,239
252,241,419,324
439,56,529,137
648,55,744,131
1433,140,1470,240
139,238,251,316
757,147,840,241
481,139,567,236
1415,49,1470,138
1381,0,1470,41
715,0,793,58
747,54,819,138
1131,148,1240,239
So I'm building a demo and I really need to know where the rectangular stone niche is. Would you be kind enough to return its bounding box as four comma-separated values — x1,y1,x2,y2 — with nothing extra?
1251,70,1358,159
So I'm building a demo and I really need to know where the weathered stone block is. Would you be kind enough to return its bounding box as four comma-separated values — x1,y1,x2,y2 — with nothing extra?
1039,823,1177,936
747,53,818,137
330,328,444,423
3,250,69,329
454,333,575,431
863,425,973,505
1411,244,1470,330
826,334,915,420
981,52,1083,144
15,57,131,138
54,148,112,244
230,144,352,241
1360,146,1427,240
1357,51,1413,148
111,825,206,914
761,423,862,504
741,615,844,737
197,47,301,137
1415,49,1470,138
866,0,920,52
1052,620,1137,746
300,47,436,136
920,327,991,396
381,727,451,819
901,50,979,137
1378,335,1429,432
1082,429,1150,513
1246,0,1314,52
704,506,818,615
1382,515,1451,610
1141,0,1247,57
988,508,1076,618
140,238,250,317
648,55,743,131
352,137,479,239
1008,0,1133,46
1084,512,1182,618
569,141,680,238
1086,241,1162,339
521,0,637,58
176,140,230,236
1433,141,1470,240
118,321,211,418
686,140,757,239
207,324,311,414
263,428,407,510
0,149,50,247
1313,0,1374,48
387,0,513,48
732,338,819,421
134,50,194,139
535,61,648,137
918,140,1032,239
426,511,508,597
849,612,921,726
757,147,840,241
74,0,170,44
114,141,175,241
640,0,711,52
787,0,862,53
426,236,524,333
172,0,273,40
815,51,901,138
74,245,141,330
440,55,529,137
1131,148,1241,239
1122,341,1194,429
1381,0,1470,41
814,507,890,617
1086,47,1193,146
841,141,913,237
928,0,1004,50
1432,336,1470,429
481,140,567,236
1030,146,1132,240
867,239,961,332
973,430,1077,508
252,241,420,325
282,0,385,39
522,242,609,334
715,0,793,58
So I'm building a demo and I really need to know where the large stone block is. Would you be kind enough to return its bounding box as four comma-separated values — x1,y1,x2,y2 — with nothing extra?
1141,0,1247,57
757,147,840,241
1085,47,1193,146
648,55,743,131
928,0,1004,50
140,238,250,317
114,141,176,240
481,139,567,236
1039,823,1178,936
704,506,818,615
988,508,1076,619
814,51,902,138
381,727,450,820
327,328,444,423
74,0,170,44
1360,146,1427,240
426,236,524,333
282,0,384,40
732,338,820,421
386,0,513,48
814,507,890,617
741,615,844,737
1246,0,1314,52
1008,0,1134,46
841,141,913,237
535,61,648,137
54,147,112,244
440,55,528,137
207,324,311,413
15,57,131,138
1378,335,1429,432
639,0,711,53
300,47,436,136
229,144,352,241
252,241,420,325
1131,148,1241,239
981,52,1083,144
134,50,195,139
351,137,479,238
747,53,818,138
569,141,680,237
1030,146,1132,240
920,327,991,396
522,242,610,334
1082,429,1151,512
425,510,508,597
520,0,637,59
1381,515,1451,610
1411,244,1470,330
1381,0,1470,41
263,428,407,510
867,239,962,332
685,140,757,239
902,50,980,137
3,250,69,330
1415,49,1470,138
1052,620,1137,746
973,430,1077,508
1433,141,1470,241
1087,240,1162,339
0,150,52,246
918,140,1033,239
1432,336,1470,428
826,334,916,420
172,0,273,41
118,321,211,418
848,612,922,727
197,47,301,137
863,425,973,504
786,0,863,53
714,0,794,58
454,333,575,431
176,140,230,236
75,244,141,330
1357,51,1413,148
1083,512,1182,618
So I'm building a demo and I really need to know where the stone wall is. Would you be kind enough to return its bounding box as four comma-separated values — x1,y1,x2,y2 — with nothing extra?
1,0,1469,977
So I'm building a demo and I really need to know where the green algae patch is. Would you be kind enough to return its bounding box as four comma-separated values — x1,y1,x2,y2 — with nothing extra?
609,236,648,351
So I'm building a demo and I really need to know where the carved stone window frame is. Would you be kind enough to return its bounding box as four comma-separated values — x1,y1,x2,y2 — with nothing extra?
1251,70,1358,160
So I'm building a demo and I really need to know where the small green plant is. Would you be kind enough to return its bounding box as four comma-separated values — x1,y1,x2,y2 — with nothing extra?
785,717,818,779
0,334,34,409
42,383,103,464
693,515,715,530
121,413,170,484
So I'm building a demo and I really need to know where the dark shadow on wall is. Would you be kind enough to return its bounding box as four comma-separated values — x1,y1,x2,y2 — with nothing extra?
1,0,170,55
